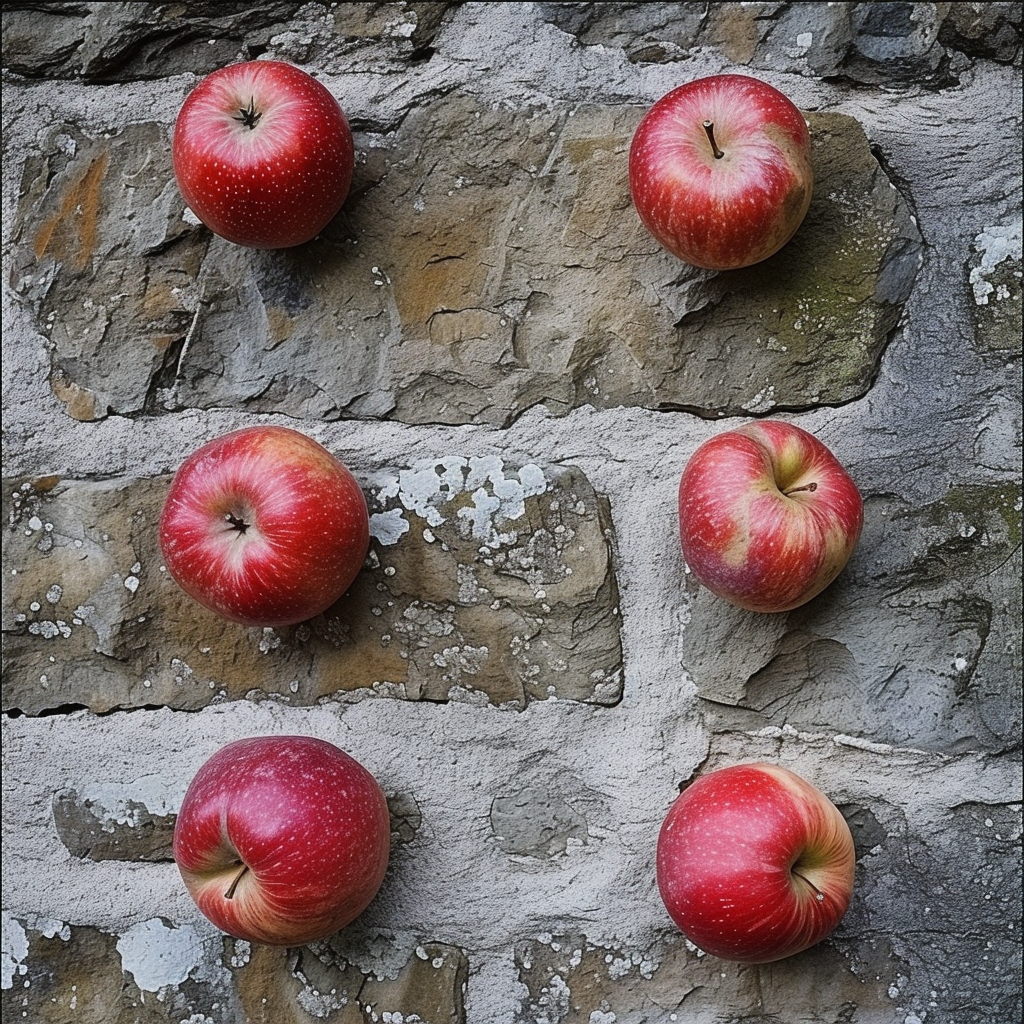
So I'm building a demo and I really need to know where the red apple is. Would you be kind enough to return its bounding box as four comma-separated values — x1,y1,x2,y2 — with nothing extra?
657,763,855,963
678,421,863,613
172,60,354,248
629,74,812,270
159,425,369,627
173,736,390,946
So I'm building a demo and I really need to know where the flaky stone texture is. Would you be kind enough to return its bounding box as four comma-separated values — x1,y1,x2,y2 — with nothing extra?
0,916,467,1024
2,458,621,713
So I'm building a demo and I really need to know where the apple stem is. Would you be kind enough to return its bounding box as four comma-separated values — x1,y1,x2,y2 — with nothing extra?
792,868,826,902
224,863,249,900
783,481,818,496
224,512,250,534
702,120,725,160
235,97,262,131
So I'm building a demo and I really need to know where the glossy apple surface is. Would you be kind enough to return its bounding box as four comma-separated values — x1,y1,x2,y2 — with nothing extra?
657,763,855,963
159,425,369,627
173,60,353,248
629,74,812,270
678,421,863,613
173,736,390,946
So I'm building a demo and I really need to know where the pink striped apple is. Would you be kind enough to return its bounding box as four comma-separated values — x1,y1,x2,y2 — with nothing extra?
657,763,855,963
678,421,863,613
159,425,369,628
173,736,390,946
629,74,812,270
173,60,353,248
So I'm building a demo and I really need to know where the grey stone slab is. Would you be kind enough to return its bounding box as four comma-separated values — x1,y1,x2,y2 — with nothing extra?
837,796,1022,1024
515,930,897,1023
683,484,1022,753
51,786,176,862
490,785,589,858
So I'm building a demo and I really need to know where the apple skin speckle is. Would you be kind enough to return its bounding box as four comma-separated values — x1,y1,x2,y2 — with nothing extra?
173,60,354,249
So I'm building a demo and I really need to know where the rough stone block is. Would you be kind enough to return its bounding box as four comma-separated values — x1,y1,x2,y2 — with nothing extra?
968,220,1022,355
682,483,1023,752
0,915,468,1024
8,98,921,427
51,784,177,862
515,930,896,1023
3,457,622,714
490,786,589,859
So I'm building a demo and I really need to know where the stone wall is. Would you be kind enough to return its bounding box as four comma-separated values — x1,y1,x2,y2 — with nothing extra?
2,3,1021,1022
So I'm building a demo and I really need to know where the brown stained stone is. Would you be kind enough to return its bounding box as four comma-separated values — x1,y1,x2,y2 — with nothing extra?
8,122,206,421
2,458,621,714
683,484,1022,752
653,111,922,416
514,932,894,1023
939,2,1022,62
1,917,466,1024
361,943,468,1024
52,787,176,862
232,939,467,1024
9,97,921,427
0,917,234,1024
968,230,1022,355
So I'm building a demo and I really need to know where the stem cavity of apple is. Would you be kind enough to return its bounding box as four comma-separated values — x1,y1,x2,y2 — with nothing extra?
224,512,250,534
702,120,725,160
224,863,249,900
234,97,262,131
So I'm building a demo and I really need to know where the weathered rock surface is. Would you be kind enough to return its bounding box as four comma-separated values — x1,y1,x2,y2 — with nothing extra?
9,100,921,425
1,2,456,81
683,483,1022,752
51,785,176,862
490,784,590,858
542,1,1022,81
516,931,897,1023
0,915,468,1024
2,457,622,713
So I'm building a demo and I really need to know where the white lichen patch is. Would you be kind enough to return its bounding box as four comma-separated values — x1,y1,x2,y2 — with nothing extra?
741,383,776,414
228,940,251,968
370,509,411,546
27,620,72,639
372,457,548,548
116,918,205,994
970,218,1023,305
77,776,186,829
1,912,29,990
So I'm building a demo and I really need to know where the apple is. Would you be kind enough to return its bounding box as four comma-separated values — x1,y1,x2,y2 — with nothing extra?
172,60,354,248
678,421,863,613
657,762,855,963
629,74,813,270
173,736,390,946
159,425,369,628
